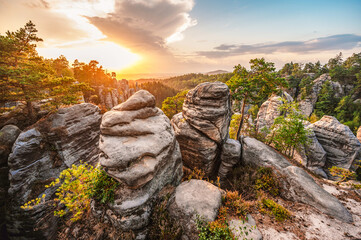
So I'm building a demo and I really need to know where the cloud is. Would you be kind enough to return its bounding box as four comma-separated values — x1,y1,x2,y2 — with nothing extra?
88,0,197,53
198,34,361,58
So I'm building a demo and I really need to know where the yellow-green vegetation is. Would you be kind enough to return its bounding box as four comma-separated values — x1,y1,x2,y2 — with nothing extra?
21,163,119,222
161,90,188,119
21,193,46,210
254,167,280,197
197,191,254,240
329,166,357,183
259,198,290,222
229,114,241,140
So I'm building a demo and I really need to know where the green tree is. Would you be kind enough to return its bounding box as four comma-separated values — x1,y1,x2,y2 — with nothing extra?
161,90,188,119
314,80,339,117
0,21,88,120
269,101,310,157
226,58,288,139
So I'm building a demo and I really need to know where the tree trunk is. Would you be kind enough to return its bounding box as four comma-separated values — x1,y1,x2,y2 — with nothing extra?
236,96,247,140
26,101,36,123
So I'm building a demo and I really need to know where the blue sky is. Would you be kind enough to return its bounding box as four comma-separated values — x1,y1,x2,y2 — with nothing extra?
0,0,360,75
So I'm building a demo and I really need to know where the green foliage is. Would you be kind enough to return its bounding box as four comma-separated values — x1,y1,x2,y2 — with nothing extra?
314,80,339,117
21,163,119,222
254,167,280,197
161,90,188,119
227,58,288,138
260,198,290,222
229,113,242,140
329,166,357,183
269,100,310,157
196,214,234,240
0,21,89,119
334,96,361,134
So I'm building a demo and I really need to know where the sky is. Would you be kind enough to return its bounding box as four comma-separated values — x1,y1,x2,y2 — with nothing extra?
0,0,361,79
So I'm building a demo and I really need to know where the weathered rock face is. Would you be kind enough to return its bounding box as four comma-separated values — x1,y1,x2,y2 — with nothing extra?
311,116,361,172
171,82,231,177
218,139,241,181
256,92,293,132
229,214,262,240
99,90,182,239
182,82,231,143
242,137,353,223
0,125,21,238
357,126,361,143
6,103,101,239
168,179,222,239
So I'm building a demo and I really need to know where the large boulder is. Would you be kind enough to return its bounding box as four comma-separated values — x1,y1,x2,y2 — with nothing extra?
311,116,361,172
99,90,183,239
6,103,101,239
0,125,21,238
242,137,353,223
168,179,222,239
171,82,231,177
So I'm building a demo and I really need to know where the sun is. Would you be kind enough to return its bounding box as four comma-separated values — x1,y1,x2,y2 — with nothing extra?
38,41,141,72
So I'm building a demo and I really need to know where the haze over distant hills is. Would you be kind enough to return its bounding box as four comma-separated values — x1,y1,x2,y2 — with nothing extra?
205,70,230,75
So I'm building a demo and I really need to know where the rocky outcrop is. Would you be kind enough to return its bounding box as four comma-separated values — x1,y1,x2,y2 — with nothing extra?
0,125,21,238
99,90,182,239
297,74,345,117
256,92,293,132
229,214,262,240
168,179,222,239
311,116,361,172
357,126,361,143
171,82,231,177
218,139,241,181
242,137,353,223
6,103,101,239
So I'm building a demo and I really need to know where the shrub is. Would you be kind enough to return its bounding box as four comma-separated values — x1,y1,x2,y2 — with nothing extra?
223,191,250,218
329,166,357,182
259,198,290,222
22,163,119,222
196,213,234,240
254,167,280,197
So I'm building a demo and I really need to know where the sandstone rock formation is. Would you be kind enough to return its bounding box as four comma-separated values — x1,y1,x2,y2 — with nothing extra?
6,103,101,239
242,137,353,223
311,116,361,172
218,139,241,181
99,90,182,239
357,126,361,143
229,214,262,240
0,125,21,237
168,179,222,239
256,92,293,132
171,82,231,177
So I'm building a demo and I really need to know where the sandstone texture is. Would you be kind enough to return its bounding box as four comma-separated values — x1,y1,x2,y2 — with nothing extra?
242,137,353,223
171,82,231,177
357,126,361,143
311,116,361,172
99,90,182,239
229,214,262,240
6,103,101,239
0,125,21,237
168,179,222,239
218,138,241,181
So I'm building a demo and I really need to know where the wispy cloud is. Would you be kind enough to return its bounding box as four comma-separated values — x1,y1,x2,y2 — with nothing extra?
198,34,361,58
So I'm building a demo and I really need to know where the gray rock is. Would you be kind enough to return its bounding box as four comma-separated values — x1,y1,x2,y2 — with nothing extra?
311,116,361,172
256,96,284,132
6,103,101,239
168,179,222,239
0,125,21,237
229,214,262,240
182,82,231,143
99,90,182,239
242,137,353,223
171,113,218,176
218,139,241,180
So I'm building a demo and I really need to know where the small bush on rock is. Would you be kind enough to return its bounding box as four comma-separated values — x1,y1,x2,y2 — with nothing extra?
259,198,290,222
22,163,119,222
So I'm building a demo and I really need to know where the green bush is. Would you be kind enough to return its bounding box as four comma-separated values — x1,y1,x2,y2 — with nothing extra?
260,198,290,222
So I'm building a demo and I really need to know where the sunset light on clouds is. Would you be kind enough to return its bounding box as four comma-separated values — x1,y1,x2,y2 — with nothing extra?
1,0,360,78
